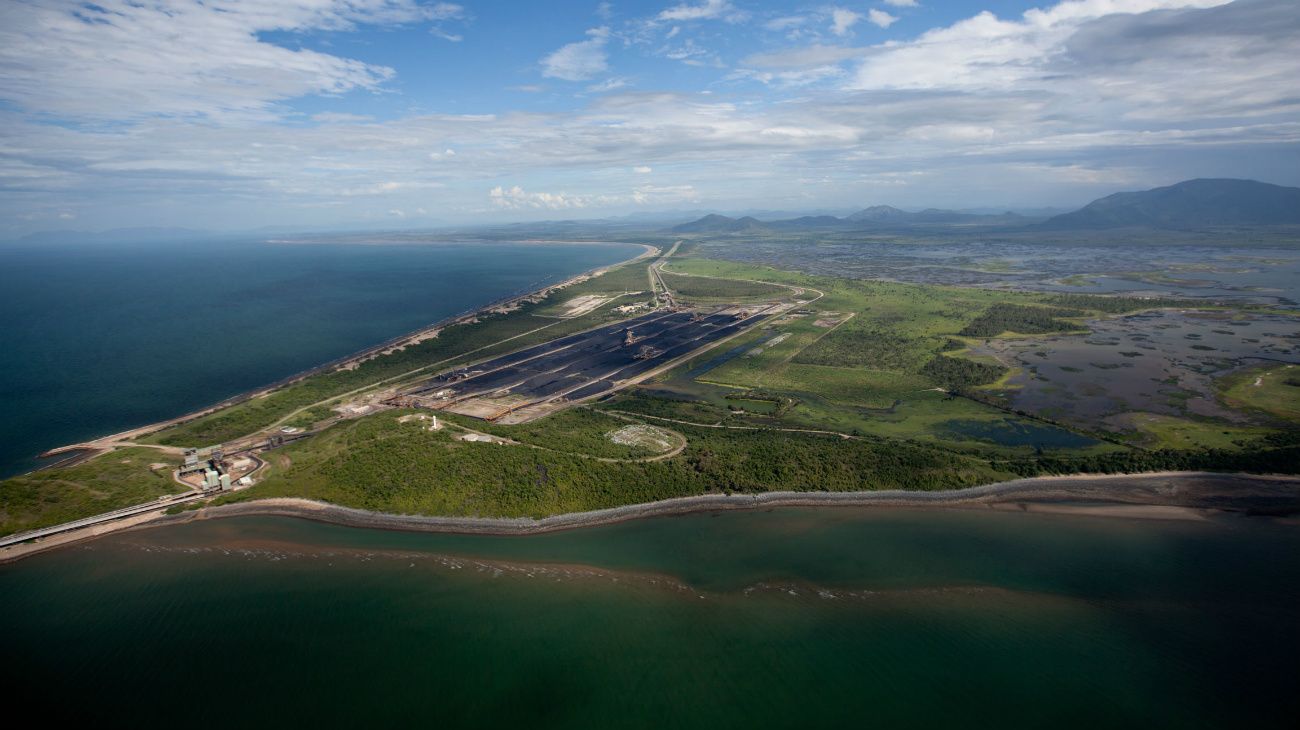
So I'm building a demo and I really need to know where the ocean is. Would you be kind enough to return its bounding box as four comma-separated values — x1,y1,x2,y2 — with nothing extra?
2,507,1297,728
0,238,641,476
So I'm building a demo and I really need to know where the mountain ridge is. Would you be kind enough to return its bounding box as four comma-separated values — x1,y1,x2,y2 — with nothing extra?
1042,178,1300,229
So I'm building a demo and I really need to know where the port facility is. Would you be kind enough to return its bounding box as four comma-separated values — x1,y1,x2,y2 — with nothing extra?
400,304,783,423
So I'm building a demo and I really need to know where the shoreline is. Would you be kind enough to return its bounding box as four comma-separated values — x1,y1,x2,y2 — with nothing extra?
5,471,1297,563
34,240,657,465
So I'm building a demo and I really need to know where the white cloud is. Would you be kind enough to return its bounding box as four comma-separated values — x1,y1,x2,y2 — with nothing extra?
541,27,611,81
3,0,1299,231
764,16,807,32
867,9,898,28
428,2,468,40
587,77,632,93
831,8,863,36
430,3,466,20
489,182,696,210
730,65,847,87
657,0,743,22
490,185,590,210
0,0,445,122
883,0,918,6
849,0,1231,91
743,45,869,69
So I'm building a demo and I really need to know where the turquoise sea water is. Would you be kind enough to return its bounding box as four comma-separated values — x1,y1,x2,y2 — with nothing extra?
2,508,1297,728
0,239,639,476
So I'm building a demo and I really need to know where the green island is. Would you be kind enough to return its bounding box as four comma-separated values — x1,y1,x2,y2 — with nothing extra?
3,243,1298,537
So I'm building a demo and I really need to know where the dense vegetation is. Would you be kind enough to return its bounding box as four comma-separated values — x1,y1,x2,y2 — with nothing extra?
437,408,668,460
958,304,1083,337
0,448,181,536
221,412,1012,519
920,355,1009,389
1004,442,1300,478
1043,293,1188,314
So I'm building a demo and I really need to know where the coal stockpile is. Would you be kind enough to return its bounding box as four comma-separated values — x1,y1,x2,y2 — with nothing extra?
409,307,769,412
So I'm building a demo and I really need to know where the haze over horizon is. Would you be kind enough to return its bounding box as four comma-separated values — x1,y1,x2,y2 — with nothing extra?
3,0,1299,237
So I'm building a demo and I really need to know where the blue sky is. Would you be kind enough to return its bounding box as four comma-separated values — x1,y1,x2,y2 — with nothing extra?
1,0,1298,235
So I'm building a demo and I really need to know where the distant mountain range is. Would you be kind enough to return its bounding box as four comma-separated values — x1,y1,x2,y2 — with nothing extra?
669,207,1024,234
670,179,1300,234
670,214,773,233
1040,178,1300,229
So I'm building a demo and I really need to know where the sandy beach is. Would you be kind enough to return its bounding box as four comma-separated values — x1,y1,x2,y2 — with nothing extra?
5,469,1292,564
170,471,1297,536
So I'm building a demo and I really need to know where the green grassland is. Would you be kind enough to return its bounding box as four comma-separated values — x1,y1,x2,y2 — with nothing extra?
1116,412,1275,451
655,260,1098,452
0,448,182,536
435,408,668,460
649,257,1293,456
215,410,1016,519
657,269,788,302
1219,363,1300,422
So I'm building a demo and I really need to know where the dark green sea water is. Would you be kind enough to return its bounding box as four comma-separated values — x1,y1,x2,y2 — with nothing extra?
3,508,1297,728
0,239,639,476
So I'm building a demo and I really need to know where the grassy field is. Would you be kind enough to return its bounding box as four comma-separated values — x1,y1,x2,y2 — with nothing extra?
652,259,1109,453
1219,363,1300,422
216,409,1016,519
0,448,182,536
657,269,788,302
436,408,668,460
1116,412,1274,450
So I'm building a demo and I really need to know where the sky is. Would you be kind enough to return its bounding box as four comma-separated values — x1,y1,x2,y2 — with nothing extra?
1,0,1298,236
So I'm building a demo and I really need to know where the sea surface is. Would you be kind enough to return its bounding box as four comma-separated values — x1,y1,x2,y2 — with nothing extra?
0,239,640,477
2,507,1297,728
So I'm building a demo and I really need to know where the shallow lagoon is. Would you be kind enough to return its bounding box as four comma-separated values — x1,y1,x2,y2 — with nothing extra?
702,239,1300,305
975,310,1300,427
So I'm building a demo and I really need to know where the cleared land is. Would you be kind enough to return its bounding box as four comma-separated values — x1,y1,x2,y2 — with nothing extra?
407,305,782,423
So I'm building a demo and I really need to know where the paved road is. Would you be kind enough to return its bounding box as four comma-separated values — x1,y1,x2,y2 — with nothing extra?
0,490,205,549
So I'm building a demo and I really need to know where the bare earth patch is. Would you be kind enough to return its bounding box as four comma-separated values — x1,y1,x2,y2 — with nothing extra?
608,425,676,453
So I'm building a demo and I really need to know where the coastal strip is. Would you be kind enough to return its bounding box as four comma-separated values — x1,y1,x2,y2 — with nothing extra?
37,241,658,465
170,472,1300,535
5,471,1295,563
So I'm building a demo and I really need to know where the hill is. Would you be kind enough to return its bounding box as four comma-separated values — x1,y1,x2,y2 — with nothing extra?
670,214,771,234
846,206,1023,226
846,205,913,223
1043,179,1300,229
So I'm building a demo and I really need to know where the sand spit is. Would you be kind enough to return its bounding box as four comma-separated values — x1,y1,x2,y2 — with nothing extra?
159,471,1300,536
5,471,1297,564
